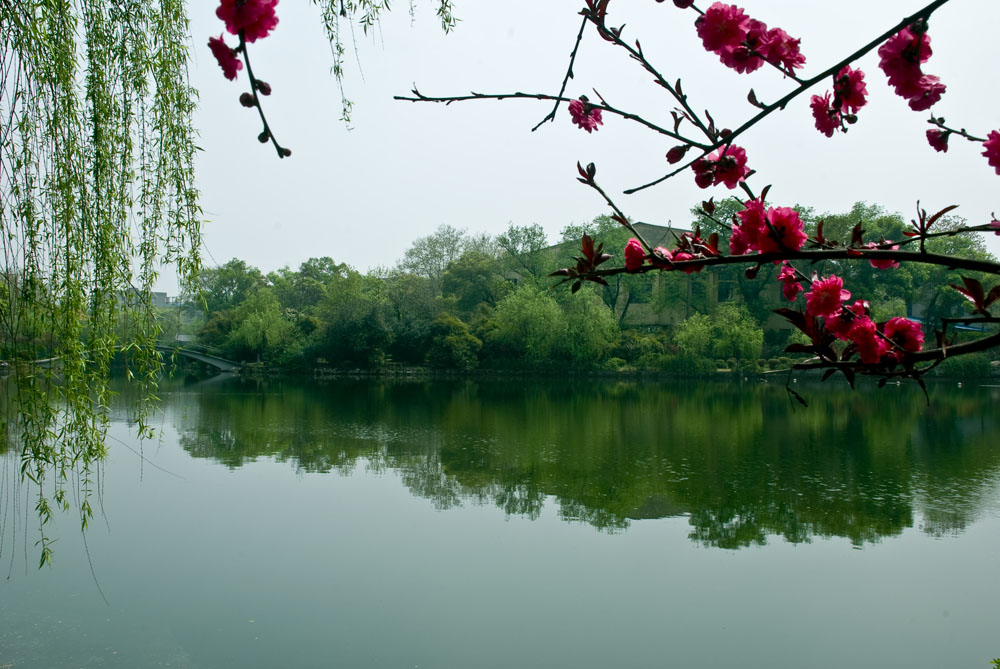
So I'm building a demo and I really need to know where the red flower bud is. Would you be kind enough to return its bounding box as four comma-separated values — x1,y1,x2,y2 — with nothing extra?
666,145,689,164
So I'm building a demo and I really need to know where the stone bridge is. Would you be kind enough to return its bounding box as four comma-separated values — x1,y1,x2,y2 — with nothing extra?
155,345,240,372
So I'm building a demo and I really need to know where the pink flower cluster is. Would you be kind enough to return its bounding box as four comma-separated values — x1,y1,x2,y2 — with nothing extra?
624,238,645,271
926,129,949,153
801,276,924,364
217,0,279,43
878,25,945,111
810,66,868,137
624,230,716,275
208,35,243,81
210,0,279,81
691,145,749,189
983,131,1000,175
569,98,604,133
729,198,808,256
865,241,900,269
694,2,804,75
777,262,802,301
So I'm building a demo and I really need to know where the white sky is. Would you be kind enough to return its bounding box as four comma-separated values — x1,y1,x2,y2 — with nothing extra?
170,0,1000,293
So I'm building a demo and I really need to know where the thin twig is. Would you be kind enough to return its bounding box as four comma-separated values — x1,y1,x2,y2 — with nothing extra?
531,15,589,132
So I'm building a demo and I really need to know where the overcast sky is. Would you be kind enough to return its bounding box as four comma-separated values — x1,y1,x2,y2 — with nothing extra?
172,0,1000,293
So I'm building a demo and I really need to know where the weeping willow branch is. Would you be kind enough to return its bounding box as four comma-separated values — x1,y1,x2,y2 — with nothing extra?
0,0,202,566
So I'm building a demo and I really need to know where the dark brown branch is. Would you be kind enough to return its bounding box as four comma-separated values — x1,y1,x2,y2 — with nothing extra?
530,15,589,132
394,89,707,146
567,247,1000,280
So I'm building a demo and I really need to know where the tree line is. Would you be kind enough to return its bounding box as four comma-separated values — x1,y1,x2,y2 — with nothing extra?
164,201,996,375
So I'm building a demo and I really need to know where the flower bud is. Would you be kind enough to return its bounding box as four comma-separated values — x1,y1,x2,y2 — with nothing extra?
673,0,695,6
240,92,256,108
258,131,269,143
666,145,689,164
256,80,272,96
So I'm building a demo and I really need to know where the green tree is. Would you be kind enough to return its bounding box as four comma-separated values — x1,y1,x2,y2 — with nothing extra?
427,313,482,370
496,222,550,283
399,224,476,291
560,289,620,366
441,250,510,314
484,284,567,365
194,259,266,314
226,288,294,363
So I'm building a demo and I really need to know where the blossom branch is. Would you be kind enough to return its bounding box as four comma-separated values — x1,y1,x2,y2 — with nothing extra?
626,0,953,194
394,88,708,146
583,9,715,142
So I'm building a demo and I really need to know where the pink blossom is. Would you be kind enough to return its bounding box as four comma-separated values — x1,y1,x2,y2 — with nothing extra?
692,158,716,189
850,317,889,364
692,145,751,190
826,300,869,341
712,145,749,189
719,19,767,73
883,317,924,357
759,27,805,73
568,98,603,133
810,93,840,137
926,129,949,153
729,222,752,255
806,275,850,318
624,238,645,272
907,75,946,111
216,0,279,43
652,247,674,266
695,3,750,54
878,27,931,88
208,35,243,81
757,207,807,254
672,251,703,274
734,198,766,250
866,241,900,269
878,27,945,110
777,263,802,302
833,66,867,114
983,130,1000,175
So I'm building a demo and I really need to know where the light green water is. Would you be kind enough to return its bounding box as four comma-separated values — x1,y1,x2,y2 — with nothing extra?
2,376,999,668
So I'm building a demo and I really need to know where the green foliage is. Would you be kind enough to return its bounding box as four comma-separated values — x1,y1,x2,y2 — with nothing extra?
194,259,266,314
496,222,549,282
427,314,481,370
935,352,993,379
672,304,763,363
226,288,294,363
399,223,476,291
560,288,620,366
485,284,566,364
441,250,509,313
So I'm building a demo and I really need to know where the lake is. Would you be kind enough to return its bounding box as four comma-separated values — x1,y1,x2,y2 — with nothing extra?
2,376,999,668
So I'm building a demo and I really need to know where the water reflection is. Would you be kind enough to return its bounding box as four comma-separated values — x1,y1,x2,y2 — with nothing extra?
166,376,1000,549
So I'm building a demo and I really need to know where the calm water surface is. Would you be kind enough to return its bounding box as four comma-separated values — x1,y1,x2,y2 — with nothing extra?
2,376,999,668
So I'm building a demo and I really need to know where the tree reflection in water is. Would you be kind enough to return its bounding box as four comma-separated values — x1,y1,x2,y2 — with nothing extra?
167,376,1000,549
